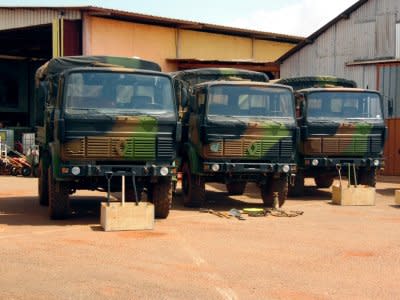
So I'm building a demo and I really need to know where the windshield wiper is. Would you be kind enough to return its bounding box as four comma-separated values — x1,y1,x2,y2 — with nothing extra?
66,107,114,119
308,119,340,124
208,114,247,125
345,117,379,120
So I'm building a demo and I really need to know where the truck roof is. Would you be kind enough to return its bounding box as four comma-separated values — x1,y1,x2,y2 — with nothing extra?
297,87,380,94
171,68,269,85
194,80,292,91
35,56,161,83
273,76,357,91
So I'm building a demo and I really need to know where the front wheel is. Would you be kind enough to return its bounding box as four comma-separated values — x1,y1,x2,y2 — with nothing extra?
358,168,376,187
182,162,205,207
148,177,172,219
38,158,49,206
261,175,288,207
48,165,70,219
314,175,334,188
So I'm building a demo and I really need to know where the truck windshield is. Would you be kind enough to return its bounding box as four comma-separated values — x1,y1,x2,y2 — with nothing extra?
207,85,294,118
64,71,175,114
307,92,383,121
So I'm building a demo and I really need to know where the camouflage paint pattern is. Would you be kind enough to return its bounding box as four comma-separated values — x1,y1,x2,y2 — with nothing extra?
172,70,297,175
61,116,160,161
274,76,385,167
202,121,292,159
35,56,161,83
171,68,269,86
302,122,379,156
35,56,176,180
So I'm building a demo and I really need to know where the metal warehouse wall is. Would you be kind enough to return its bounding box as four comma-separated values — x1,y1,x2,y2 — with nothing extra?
281,0,400,90
0,8,81,30
379,64,400,117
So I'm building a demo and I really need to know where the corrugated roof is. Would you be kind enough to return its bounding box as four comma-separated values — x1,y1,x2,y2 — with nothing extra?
0,5,304,44
276,0,368,63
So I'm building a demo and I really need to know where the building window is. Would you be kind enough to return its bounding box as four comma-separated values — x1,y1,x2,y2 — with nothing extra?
396,23,400,58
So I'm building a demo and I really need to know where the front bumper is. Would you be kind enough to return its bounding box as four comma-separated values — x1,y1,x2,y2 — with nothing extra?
57,163,175,178
304,157,384,168
202,162,296,174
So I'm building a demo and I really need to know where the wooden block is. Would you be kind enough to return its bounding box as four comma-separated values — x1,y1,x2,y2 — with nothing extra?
100,202,154,231
331,184,375,206
395,190,400,205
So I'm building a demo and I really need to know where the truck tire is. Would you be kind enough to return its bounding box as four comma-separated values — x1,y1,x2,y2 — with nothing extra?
261,175,288,207
288,171,304,197
182,162,205,207
314,175,334,188
48,166,70,219
38,159,49,206
358,168,376,187
226,182,246,195
149,177,172,219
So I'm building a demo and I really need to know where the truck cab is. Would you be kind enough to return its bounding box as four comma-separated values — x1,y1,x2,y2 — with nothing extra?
35,56,179,219
276,76,386,195
172,68,298,207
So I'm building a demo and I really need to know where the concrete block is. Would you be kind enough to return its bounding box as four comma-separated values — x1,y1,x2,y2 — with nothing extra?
395,190,400,205
332,184,375,206
101,202,154,231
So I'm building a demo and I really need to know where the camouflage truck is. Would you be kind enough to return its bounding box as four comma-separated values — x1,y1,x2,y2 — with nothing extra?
275,76,387,196
34,56,179,219
171,68,298,207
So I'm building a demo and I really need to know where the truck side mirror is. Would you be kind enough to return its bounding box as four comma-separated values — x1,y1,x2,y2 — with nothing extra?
181,88,188,107
34,81,48,126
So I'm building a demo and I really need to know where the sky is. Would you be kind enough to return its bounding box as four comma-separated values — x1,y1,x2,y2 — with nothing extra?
0,0,359,37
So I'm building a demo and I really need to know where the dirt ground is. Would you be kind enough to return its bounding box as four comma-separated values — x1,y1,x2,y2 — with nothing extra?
0,175,399,300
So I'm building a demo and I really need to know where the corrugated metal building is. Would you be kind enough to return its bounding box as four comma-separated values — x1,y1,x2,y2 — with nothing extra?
278,0,400,175
0,6,302,133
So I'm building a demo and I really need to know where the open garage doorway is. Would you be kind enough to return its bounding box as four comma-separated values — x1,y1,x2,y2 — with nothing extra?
0,20,81,153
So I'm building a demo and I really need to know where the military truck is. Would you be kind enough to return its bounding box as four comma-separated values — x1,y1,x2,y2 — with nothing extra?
171,68,298,207
275,76,387,196
34,56,179,219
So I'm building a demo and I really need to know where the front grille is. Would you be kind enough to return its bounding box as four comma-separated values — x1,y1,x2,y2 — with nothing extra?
62,138,85,158
305,136,380,155
370,136,382,153
205,138,293,158
280,139,293,157
157,137,174,159
62,136,173,160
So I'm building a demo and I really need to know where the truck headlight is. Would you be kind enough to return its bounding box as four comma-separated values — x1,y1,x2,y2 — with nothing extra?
160,167,169,176
211,164,220,172
282,164,290,173
312,159,319,166
71,166,81,175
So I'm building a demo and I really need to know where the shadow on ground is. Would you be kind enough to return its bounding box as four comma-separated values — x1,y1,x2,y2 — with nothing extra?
376,187,397,197
0,195,106,226
172,182,332,213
